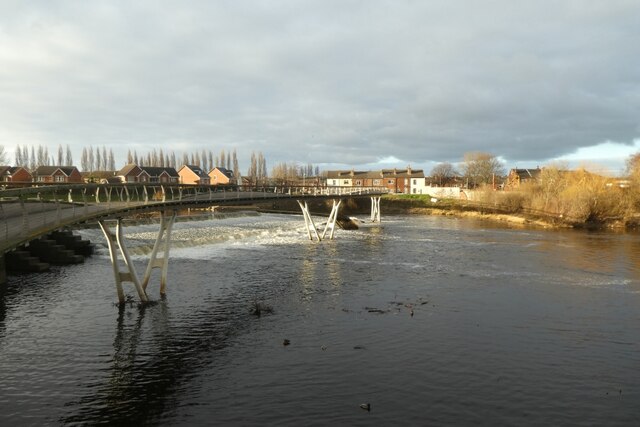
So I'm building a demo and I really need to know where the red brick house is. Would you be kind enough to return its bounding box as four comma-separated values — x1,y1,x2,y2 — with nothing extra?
0,166,33,183
34,166,82,183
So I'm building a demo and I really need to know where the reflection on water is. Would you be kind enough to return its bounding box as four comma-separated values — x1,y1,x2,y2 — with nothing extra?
1,214,639,425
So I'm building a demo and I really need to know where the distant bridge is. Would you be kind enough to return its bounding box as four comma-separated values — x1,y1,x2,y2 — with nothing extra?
0,183,386,301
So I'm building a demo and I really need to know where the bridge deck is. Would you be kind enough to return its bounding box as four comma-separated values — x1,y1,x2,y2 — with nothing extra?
1,184,385,254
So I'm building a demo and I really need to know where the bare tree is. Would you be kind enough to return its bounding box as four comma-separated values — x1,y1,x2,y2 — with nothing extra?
431,162,457,185
461,152,504,188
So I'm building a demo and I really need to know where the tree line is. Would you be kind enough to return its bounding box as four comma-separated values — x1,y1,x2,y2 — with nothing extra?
430,152,505,188
11,144,74,170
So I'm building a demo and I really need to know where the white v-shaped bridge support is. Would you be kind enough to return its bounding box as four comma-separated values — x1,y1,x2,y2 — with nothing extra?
98,210,177,304
297,199,341,241
371,196,381,223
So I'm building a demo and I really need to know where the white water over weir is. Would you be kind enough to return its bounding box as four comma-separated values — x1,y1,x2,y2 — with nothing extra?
96,195,381,304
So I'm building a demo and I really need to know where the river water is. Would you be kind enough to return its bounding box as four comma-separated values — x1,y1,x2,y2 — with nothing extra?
1,213,639,425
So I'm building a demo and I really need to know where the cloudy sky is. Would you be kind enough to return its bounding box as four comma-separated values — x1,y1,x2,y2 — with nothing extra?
1,0,639,175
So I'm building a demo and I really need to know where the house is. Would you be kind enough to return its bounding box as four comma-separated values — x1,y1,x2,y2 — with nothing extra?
326,170,361,187
140,166,179,184
208,167,235,185
325,168,425,193
34,166,82,183
115,164,179,184
381,168,424,194
178,165,210,185
0,166,33,183
505,168,542,189
116,164,147,183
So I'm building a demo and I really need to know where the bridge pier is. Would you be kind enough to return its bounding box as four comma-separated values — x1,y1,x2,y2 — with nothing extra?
99,218,149,304
371,196,381,223
297,199,341,241
141,210,176,295
98,210,177,304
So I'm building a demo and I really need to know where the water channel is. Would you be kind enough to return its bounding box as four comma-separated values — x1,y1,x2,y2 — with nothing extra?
1,213,639,425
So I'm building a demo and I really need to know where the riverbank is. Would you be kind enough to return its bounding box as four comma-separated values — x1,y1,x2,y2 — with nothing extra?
381,194,640,231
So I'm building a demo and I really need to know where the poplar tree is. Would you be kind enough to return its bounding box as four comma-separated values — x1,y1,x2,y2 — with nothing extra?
232,149,239,179
96,148,102,171
81,148,89,171
108,149,115,170
23,146,29,168
57,145,63,165
15,144,22,166
65,145,73,166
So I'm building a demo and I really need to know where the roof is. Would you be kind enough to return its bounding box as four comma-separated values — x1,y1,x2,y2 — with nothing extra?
35,166,78,176
326,170,368,179
211,167,234,178
326,169,425,179
140,166,179,177
117,164,141,176
181,164,208,177
511,168,542,180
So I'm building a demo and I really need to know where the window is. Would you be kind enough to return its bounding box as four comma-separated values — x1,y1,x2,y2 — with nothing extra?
387,179,394,184
373,179,380,185
332,180,337,185
55,175,65,182
37,176,45,182
413,179,417,185
355,180,361,185
343,180,349,184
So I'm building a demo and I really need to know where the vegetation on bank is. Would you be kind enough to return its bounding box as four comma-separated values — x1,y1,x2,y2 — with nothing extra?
386,165,640,229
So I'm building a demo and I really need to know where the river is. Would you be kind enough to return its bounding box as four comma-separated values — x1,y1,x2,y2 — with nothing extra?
1,213,639,425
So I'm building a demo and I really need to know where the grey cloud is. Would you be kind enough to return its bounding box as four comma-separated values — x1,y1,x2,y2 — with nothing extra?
0,0,639,172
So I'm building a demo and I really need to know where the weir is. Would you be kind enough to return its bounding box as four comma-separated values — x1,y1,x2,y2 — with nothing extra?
98,210,177,304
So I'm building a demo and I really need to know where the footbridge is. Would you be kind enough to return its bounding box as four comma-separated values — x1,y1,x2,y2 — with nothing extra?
1,183,386,301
